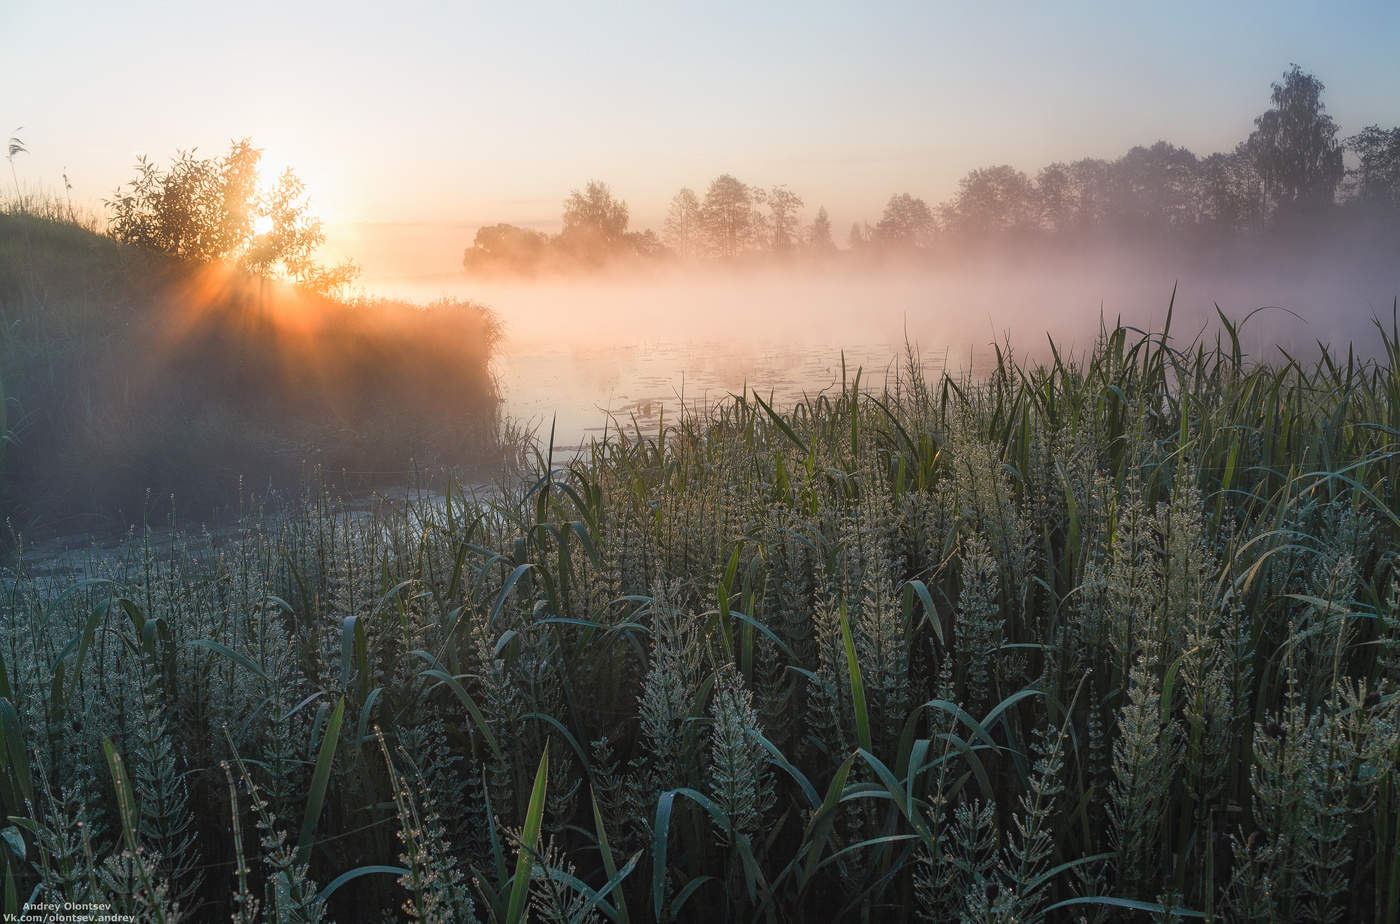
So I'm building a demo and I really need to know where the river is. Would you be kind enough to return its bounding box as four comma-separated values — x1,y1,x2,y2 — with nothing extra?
363,251,1395,451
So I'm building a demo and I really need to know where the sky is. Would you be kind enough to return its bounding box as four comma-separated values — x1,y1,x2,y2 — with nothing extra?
7,1,1400,276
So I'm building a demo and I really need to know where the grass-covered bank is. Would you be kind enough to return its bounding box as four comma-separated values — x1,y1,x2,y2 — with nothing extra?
0,212,505,535
1,309,1399,921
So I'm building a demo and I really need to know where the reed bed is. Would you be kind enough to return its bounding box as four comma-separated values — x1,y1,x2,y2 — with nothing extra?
1,303,1398,922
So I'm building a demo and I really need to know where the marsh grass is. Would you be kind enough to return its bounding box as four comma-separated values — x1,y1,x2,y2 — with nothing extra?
1,300,1399,921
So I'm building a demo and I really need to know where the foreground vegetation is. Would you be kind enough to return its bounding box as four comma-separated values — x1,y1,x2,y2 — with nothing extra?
1,306,1398,922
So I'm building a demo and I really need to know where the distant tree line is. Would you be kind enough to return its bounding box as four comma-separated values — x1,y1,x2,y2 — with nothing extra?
463,65,1400,275
462,181,664,275
461,176,822,274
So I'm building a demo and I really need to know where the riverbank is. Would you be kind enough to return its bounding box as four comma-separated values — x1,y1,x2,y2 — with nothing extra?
0,212,506,538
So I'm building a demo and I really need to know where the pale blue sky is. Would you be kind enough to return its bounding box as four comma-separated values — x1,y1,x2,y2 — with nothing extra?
7,1,1399,249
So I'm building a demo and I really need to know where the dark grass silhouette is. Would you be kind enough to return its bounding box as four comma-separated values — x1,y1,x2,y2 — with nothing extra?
0,212,504,535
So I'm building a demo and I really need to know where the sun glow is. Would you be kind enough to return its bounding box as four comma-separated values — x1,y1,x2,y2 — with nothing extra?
252,214,274,236
257,154,287,192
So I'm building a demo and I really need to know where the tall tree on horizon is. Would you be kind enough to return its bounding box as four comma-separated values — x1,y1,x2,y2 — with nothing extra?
765,185,805,255
1199,148,1266,232
1066,158,1113,232
559,180,629,262
1110,141,1202,230
942,166,1036,240
1347,125,1400,207
874,193,935,249
701,174,757,259
1245,65,1344,215
663,188,703,260
807,206,835,253
1036,163,1074,233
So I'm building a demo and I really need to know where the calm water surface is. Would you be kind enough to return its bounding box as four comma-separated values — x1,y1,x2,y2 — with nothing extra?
364,260,1383,451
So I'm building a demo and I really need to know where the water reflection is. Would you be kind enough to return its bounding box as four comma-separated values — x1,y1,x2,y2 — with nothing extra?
497,339,938,450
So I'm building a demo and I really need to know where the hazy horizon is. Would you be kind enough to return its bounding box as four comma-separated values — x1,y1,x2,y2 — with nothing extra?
9,0,1400,450
360,242,1398,449
10,1,1400,280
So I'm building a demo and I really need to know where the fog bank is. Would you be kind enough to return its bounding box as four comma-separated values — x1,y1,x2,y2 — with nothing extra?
363,244,1398,448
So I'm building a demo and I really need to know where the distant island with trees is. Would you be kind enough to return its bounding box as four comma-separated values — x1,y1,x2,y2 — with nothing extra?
462,65,1400,275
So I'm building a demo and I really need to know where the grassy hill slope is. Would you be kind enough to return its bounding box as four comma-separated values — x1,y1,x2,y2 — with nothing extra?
0,213,503,535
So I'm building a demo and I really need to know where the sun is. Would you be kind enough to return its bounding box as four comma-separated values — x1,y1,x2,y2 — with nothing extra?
253,214,274,236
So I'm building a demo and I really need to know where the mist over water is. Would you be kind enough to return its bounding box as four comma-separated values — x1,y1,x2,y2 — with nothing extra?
365,244,1398,449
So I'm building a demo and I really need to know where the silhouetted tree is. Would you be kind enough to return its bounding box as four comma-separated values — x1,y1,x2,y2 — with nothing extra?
1066,158,1113,232
1347,125,1400,207
748,187,771,251
624,229,668,259
807,206,835,253
1110,142,1202,231
1199,149,1266,232
664,188,703,260
462,223,550,275
1036,163,1074,233
109,140,260,263
107,138,357,295
559,180,629,263
764,185,804,255
942,166,1036,240
874,193,935,249
1245,65,1344,215
252,167,360,294
701,174,757,259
